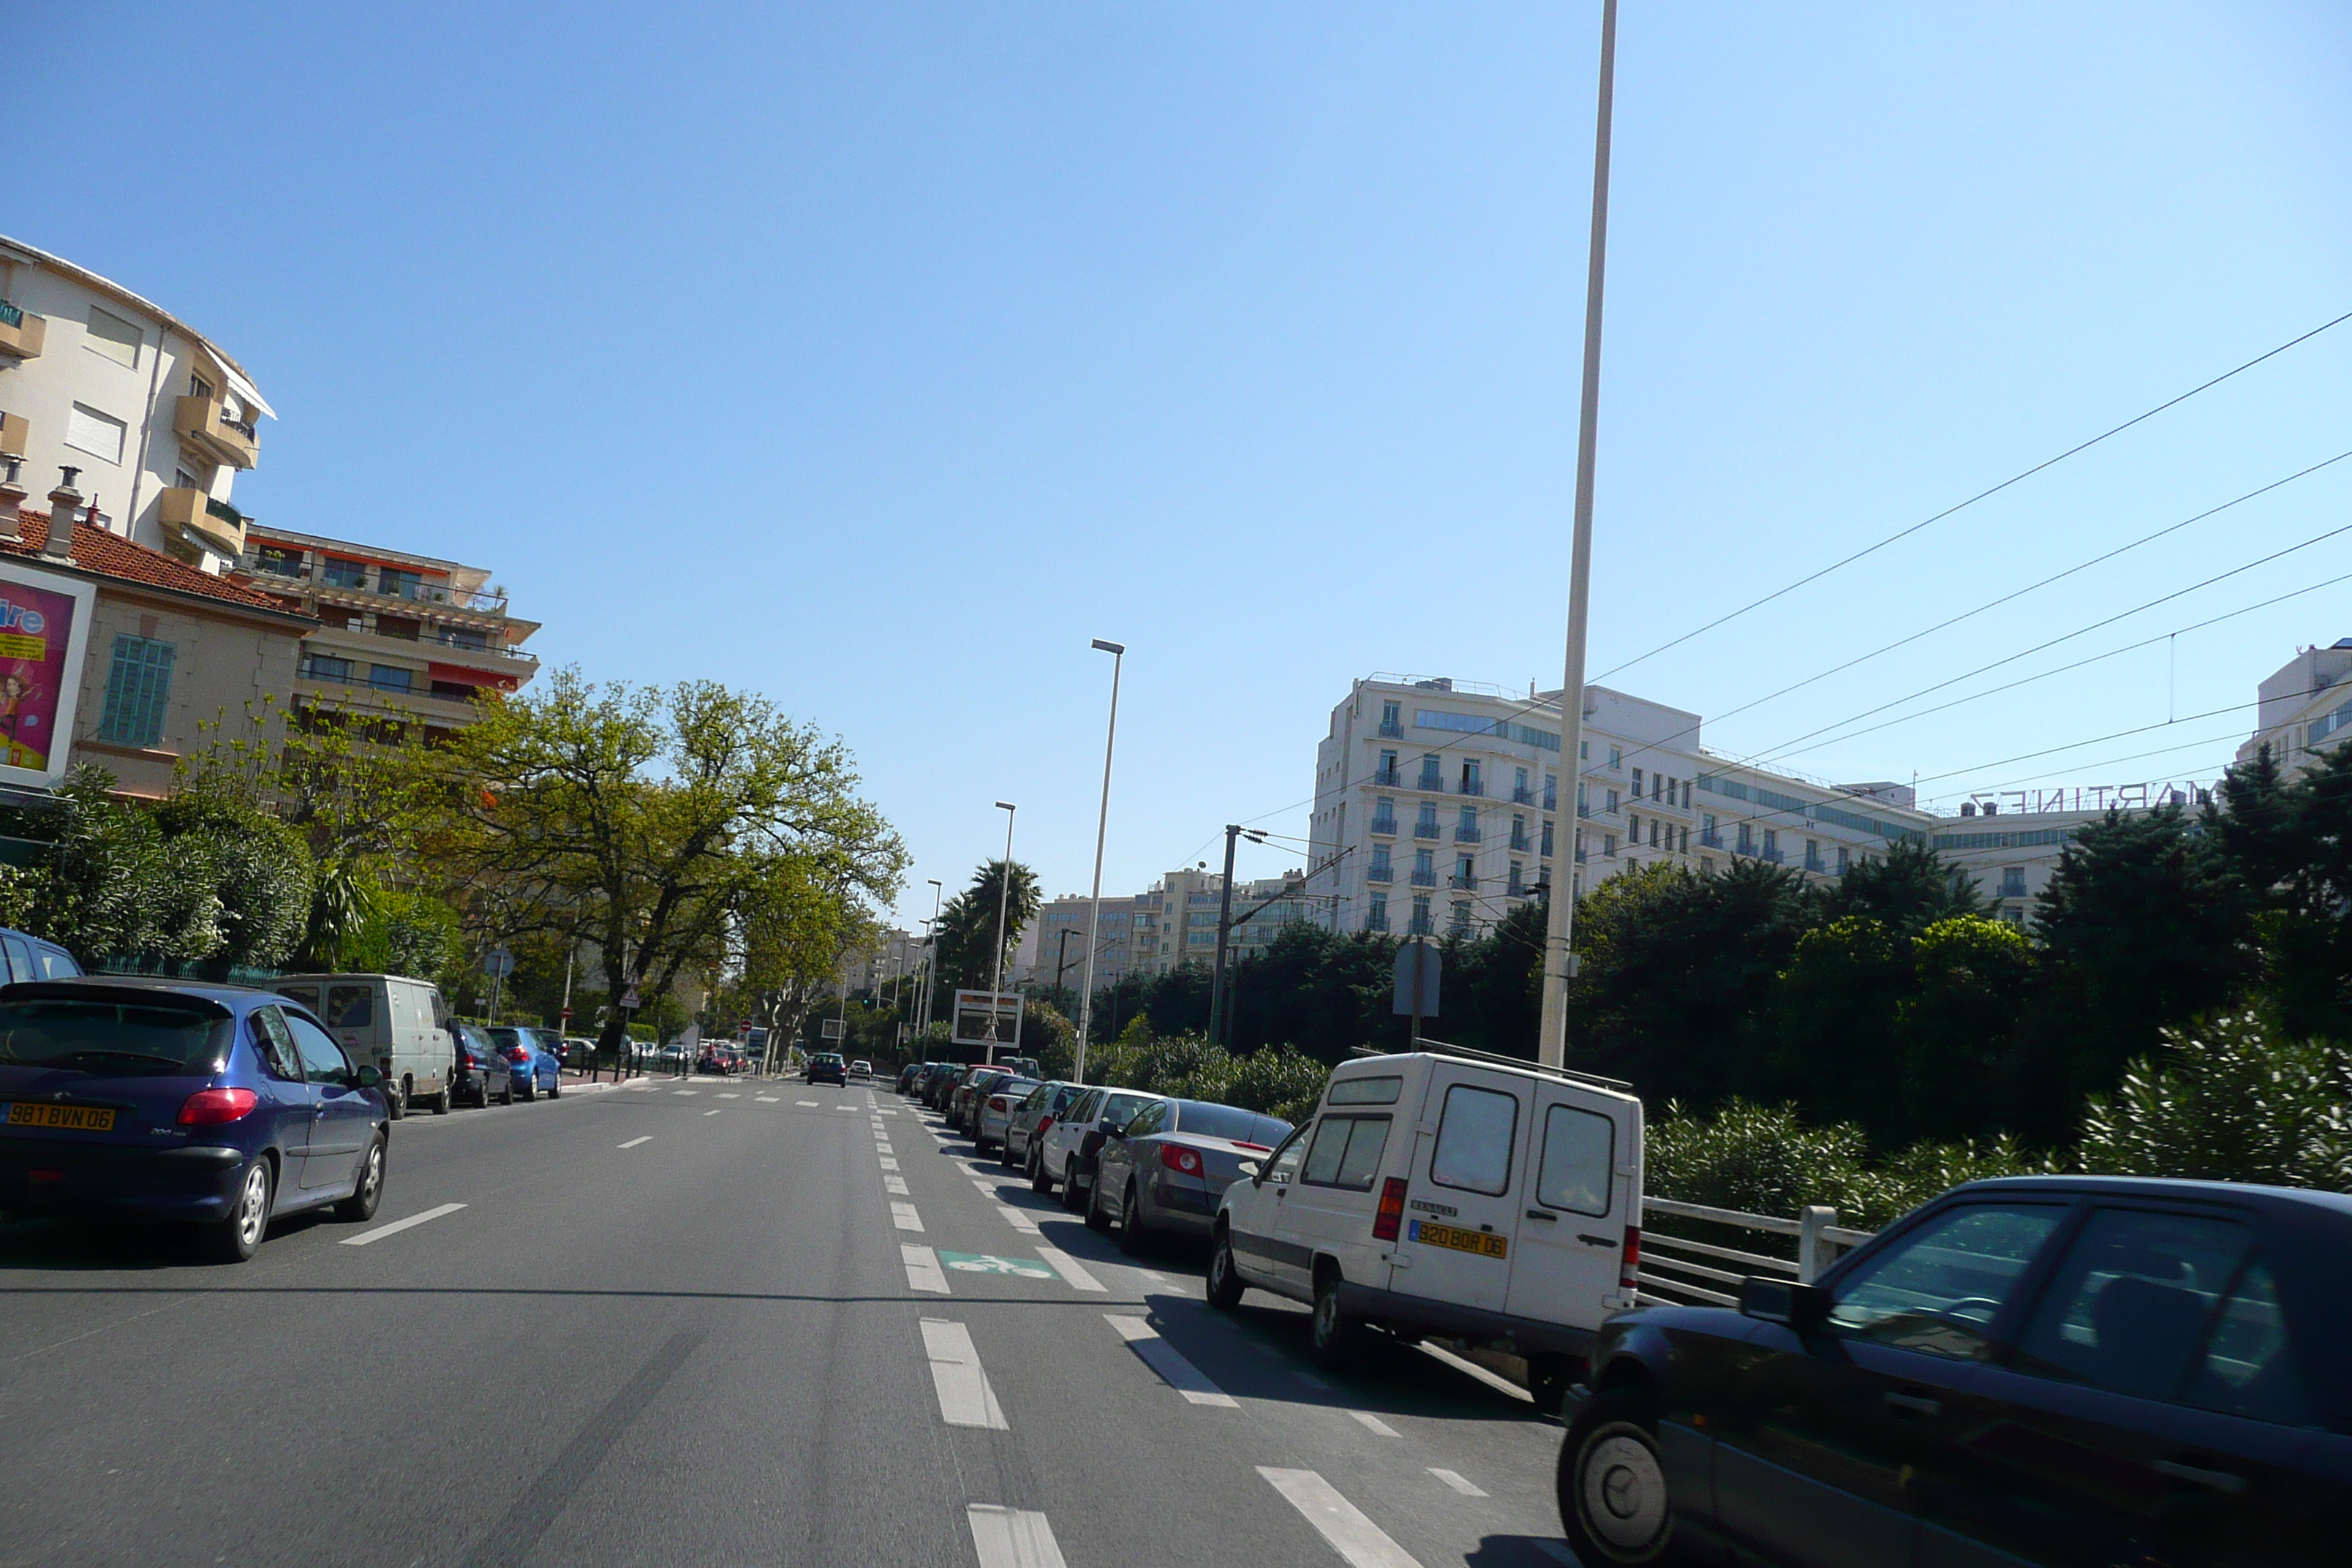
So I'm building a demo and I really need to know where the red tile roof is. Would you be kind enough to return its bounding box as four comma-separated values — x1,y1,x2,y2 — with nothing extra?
7,509,313,619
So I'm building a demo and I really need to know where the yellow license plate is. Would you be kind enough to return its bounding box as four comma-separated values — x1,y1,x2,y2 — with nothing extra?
4,1102,116,1131
1410,1219,1507,1259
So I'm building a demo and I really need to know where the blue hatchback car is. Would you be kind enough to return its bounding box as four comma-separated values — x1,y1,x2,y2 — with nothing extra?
0,978,391,1262
487,1026,562,1100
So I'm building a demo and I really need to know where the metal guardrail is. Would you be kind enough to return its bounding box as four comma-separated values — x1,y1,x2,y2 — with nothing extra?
1635,1196,1875,1308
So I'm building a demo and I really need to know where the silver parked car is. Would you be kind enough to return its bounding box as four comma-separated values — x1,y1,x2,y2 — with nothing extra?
1006,1081,1088,1177
1037,1086,1170,1210
972,1077,1041,1156
1088,1098,1293,1255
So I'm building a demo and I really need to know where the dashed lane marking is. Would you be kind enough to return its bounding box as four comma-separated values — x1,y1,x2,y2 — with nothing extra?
1427,1469,1486,1498
717,1093,740,1099
880,1157,900,1171
1257,1469,1425,1568
902,1244,950,1295
672,1090,698,1096
1104,1315,1239,1407
342,1202,467,1247
885,1175,910,1194
892,1202,924,1232
617,1137,652,1150
755,1096,780,1103
796,1100,819,1107
996,1205,1041,1236
703,1109,723,1117
966,1505,1068,1568
1349,1411,1401,1437
921,1319,1006,1428
1033,1243,1105,1292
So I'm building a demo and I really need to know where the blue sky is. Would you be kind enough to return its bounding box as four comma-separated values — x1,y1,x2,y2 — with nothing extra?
15,2,2351,930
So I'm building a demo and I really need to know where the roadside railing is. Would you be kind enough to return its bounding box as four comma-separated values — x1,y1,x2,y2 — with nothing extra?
1635,1196,1877,1306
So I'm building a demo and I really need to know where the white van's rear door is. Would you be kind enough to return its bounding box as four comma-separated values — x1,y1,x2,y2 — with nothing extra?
1393,1063,1526,1313
1501,1082,1635,1329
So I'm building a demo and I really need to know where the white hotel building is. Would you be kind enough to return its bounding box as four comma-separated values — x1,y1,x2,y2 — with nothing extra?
1308,674,1945,940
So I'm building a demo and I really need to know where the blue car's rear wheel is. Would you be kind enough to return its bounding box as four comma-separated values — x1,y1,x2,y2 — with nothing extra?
208,1158,273,1264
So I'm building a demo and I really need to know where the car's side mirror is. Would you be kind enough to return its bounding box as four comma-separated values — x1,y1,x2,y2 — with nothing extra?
352,1065,384,1090
1237,1158,1262,1181
1740,1276,1830,1335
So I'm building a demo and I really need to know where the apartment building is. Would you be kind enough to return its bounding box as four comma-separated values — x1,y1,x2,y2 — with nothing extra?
1308,675,1940,940
0,235,271,573
2237,639,2352,780
232,523,539,739
1026,867,1319,992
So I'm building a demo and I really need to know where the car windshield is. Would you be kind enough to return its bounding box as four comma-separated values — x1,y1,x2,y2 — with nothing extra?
1172,1101,1291,1145
0,998,234,1074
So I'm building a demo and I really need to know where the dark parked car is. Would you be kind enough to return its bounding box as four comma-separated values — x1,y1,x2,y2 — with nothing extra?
952,1067,1013,1135
1087,1098,1292,1255
1557,1175,2352,1567
449,1022,513,1108
0,978,390,1262
897,1062,925,1094
804,1052,847,1086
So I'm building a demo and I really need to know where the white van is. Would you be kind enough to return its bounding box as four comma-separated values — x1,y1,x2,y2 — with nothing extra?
1208,1042,1643,1409
271,973,456,1120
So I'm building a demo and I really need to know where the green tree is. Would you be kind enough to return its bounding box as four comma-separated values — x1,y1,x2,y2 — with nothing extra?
930,860,1041,997
1894,914,2035,1143
1764,916,1908,1137
2080,1011,2352,1188
1825,839,1986,936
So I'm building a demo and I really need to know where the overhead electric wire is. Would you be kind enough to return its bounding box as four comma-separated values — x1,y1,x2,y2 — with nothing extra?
1596,306,2352,682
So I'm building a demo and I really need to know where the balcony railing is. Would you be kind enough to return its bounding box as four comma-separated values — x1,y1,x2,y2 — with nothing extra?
1369,815,1398,836
1371,769,1402,788
1512,785,1536,804
1411,821,1440,840
1456,779,1485,797
1577,802,1592,818
1448,874,1479,892
1406,913,1434,935
1416,772,1444,792
1377,720,1404,739
1366,911,1391,933
1409,870,1438,888
1700,830,1723,848
1574,848,1588,863
1507,876,1525,897
1805,855,1825,873
1366,864,1395,884
0,302,44,360
1454,825,1481,843
1509,833,1530,852
174,393,258,469
1544,790,1558,812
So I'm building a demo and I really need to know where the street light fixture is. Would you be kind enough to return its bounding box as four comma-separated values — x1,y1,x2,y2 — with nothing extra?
1074,638,1124,1085
921,878,943,1037
988,802,1016,1052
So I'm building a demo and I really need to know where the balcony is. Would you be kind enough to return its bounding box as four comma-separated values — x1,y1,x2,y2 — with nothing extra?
1415,772,1444,793
1411,820,1440,840
158,487,246,557
1805,854,1825,874
1577,802,1593,818
1511,785,1536,805
1406,912,1434,936
1409,869,1438,888
1371,768,1402,788
1544,790,1558,813
1377,719,1404,739
0,411,26,457
175,393,260,469
1700,829,1723,849
1509,832,1530,853
1366,911,1391,933
1369,814,1398,837
1448,874,1479,892
1456,778,1485,797
1454,825,1482,844
0,302,45,361
1507,874,1526,897
1366,863,1395,884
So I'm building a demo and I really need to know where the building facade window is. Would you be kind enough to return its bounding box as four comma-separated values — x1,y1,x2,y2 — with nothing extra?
1631,767,1643,795
321,557,368,589
1457,804,1479,841
1448,900,1473,935
1418,753,1443,790
1368,845,1393,881
2000,867,2027,899
1544,773,1558,811
1605,789,1619,814
1541,819,1554,859
302,653,353,683
1409,895,1433,935
1837,845,1851,874
1628,812,1640,843
1604,832,1618,857
1608,746,1622,769
369,666,415,693
1738,821,1754,851
1368,894,1389,932
1371,796,1398,834
1414,802,1439,837
1510,814,1529,851
1514,766,1531,803
1412,848,1436,886
1763,829,1779,860
99,635,177,748
1379,700,1403,736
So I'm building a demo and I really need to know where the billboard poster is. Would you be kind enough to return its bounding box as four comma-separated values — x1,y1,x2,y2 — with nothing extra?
0,559,94,791
950,990,1024,1055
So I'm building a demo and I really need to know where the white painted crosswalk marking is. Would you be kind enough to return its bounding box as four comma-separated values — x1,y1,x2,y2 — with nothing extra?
1349,1411,1401,1437
1033,1243,1105,1292
1427,1469,1486,1498
892,1202,924,1232
617,1137,652,1150
879,1157,900,1170
997,1205,1041,1236
902,1244,950,1295
1258,1469,1424,1568
342,1202,467,1247
966,1505,1067,1568
1104,1315,1238,1407
921,1319,1006,1428
885,1175,909,1195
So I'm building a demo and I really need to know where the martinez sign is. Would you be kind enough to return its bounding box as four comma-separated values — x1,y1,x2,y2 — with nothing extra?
1967,780,2212,816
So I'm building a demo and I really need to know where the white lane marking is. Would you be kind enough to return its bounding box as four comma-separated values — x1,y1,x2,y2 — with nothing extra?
755,1096,780,1103
1427,1469,1486,1498
341,1202,467,1247
703,1109,724,1117
879,1157,900,1171
997,1205,1041,1236
1415,1341,1534,1403
1295,1369,1333,1390
626,1084,652,1091
892,1202,924,1232
1033,1243,1105,1292
1258,1469,1425,1568
1141,1270,1168,1284
1349,1411,1401,1437
617,1136,652,1150
885,1175,910,1194
921,1319,1006,1428
1104,1315,1239,1407
971,1180,998,1196
835,1104,856,1110
902,1244,950,1295
877,1143,894,1154
797,1100,819,1107
672,1090,698,1096
878,1108,898,1115
966,1504,1067,1568
717,1093,741,1099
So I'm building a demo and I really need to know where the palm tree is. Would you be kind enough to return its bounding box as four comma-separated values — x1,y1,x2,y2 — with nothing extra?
932,860,1041,996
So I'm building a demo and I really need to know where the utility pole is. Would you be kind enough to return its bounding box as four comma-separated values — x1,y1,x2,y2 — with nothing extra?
1074,637,1124,1086
987,802,1016,1058
1052,927,1077,1008
1538,0,1619,1070
1207,824,1241,1045
920,879,943,1041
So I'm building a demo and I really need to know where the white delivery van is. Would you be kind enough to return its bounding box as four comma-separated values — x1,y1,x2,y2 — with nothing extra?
271,973,456,1120
1209,1041,1643,1410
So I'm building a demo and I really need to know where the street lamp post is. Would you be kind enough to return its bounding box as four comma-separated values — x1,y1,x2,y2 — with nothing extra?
988,802,1016,1058
1073,638,1123,1086
920,879,943,1038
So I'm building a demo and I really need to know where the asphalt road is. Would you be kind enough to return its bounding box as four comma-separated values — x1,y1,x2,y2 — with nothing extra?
0,1074,1581,1567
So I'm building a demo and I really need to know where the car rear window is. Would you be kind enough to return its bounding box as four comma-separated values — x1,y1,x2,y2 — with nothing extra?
1098,1093,1153,1126
1171,1101,1289,1145
490,1028,527,1051
0,998,234,1074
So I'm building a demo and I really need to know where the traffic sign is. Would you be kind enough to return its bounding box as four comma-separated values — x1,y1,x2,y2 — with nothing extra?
1392,939,1441,1020
559,1006,573,1020
619,987,641,1010
483,947,516,979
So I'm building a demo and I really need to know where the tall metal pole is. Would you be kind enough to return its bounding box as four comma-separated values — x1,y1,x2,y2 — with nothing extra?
1208,824,1240,1045
1539,0,1619,1070
1074,638,1123,1085
921,879,943,1038
988,802,1017,1056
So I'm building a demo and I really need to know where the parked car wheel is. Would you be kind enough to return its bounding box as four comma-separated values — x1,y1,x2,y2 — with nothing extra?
974,1132,995,1156
547,1074,561,1100
500,1079,514,1107
386,1077,407,1120
1060,1166,1088,1212
1000,1137,1020,1171
210,1158,273,1264
336,1137,387,1222
1309,1272,1362,1371
1117,1182,1150,1254
1028,1147,1052,1195
516,1077,534,1103
1206,1226,1245,1311
1558,1390,1679,1566
1084,1172,1113,1231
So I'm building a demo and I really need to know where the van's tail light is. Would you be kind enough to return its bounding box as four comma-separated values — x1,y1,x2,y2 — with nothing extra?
178,1088,259,1126
1620,1226,1642,1296
990,1096,1008,1112
1161,1144,1203,1176
1372,1176,1408,1242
